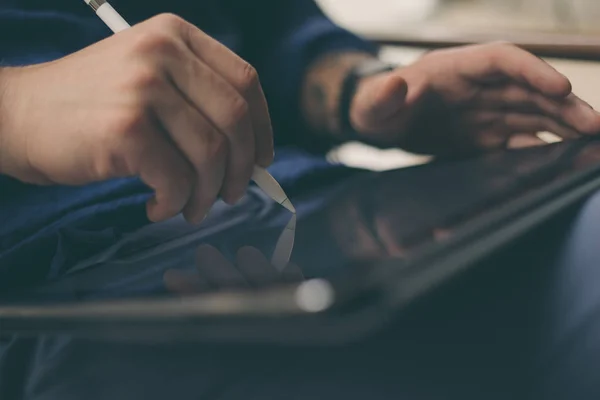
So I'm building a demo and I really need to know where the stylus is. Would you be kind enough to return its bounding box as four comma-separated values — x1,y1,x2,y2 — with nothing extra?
271,214,296,271
83,0,296,214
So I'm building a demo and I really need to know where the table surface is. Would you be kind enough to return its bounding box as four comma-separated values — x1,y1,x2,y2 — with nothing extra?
318,0,600,37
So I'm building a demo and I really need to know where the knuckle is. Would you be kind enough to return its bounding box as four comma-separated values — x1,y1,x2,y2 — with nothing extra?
202,130,228,165
209,131,229,158
235,62,259,94
92,148,130,181
132,30,179,57
93,111,149,179
490,40,513,48
479,51,498,72
488,41,517,58
150,13,187,31
129,64,164,90
223,95,250,131
108,108,150,139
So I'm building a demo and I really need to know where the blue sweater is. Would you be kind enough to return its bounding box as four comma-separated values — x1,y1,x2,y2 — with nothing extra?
0,0,376,288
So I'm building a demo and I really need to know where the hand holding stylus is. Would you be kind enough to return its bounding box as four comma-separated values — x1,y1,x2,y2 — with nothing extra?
0,12,276,223
85,0,294,214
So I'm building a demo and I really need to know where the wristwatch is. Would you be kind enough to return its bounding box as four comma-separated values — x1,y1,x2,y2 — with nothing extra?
339,59,398,144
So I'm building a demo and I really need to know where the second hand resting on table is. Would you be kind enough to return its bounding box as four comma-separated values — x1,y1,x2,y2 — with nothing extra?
1,15,600,225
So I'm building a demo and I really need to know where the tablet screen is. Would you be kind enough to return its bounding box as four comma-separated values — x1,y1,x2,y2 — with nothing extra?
4,138,600,306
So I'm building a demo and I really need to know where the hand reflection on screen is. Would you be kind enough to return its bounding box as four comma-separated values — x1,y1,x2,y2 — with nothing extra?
325,141,600,263
163,244,304,295
571,141,600,171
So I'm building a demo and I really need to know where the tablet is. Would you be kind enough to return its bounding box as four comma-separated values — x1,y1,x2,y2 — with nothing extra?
3,138,600,344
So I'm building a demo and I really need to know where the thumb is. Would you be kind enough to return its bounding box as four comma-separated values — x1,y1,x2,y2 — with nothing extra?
351,72,408,129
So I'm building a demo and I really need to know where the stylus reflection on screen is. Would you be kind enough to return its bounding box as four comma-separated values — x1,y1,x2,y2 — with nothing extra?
164,213,299,294
271,214,296,271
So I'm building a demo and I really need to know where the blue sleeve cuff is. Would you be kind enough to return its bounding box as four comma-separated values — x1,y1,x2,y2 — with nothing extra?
255,17,378,150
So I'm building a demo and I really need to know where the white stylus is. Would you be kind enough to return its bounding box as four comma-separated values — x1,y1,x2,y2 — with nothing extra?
270,214,296,271
84,0,296,214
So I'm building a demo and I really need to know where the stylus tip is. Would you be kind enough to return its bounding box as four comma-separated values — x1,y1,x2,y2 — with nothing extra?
281,198,296,213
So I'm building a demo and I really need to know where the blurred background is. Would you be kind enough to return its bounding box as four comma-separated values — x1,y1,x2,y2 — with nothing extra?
316,0,600,170
317,0,600,36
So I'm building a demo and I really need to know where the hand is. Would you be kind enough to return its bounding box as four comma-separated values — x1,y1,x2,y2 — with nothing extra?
0,13,273,223
163,244,304,294
350,42,600,156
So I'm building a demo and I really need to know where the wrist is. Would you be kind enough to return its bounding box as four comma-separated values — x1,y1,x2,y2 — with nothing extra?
301,52,376,138
0,67,34,181
339,59,399,146
0,67,11,176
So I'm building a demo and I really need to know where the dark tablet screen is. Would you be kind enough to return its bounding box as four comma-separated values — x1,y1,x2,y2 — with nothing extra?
4,138,600,306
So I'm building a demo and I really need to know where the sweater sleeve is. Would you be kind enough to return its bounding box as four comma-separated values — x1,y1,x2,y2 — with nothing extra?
222,0,378,149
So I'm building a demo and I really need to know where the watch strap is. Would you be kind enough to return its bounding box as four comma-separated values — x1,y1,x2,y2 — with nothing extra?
339,59,397,144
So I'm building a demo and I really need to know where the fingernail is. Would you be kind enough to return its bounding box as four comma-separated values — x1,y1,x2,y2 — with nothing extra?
226,189,246,204
232,193,245,204
146,198,161,223
192,212,208,225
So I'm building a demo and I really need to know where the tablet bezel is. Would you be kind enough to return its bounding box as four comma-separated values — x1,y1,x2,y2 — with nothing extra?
3,141,600,344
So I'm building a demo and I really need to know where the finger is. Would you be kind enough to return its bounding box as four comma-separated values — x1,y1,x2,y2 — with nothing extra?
475,85,600,134
165,23,274,167
235,246,279,287
352,72,408,130
152,85,227,224
467,43,571,97
555,94,600,135
128,124,194,222
508,133,549,149
467,111,581,142
245,82,274,168
195,244,247,288
460,112,578,152
349,110,413,141
182,23,274,166
501,113,581,140
161,43,255,205
163,269,208,294
181,137,224,224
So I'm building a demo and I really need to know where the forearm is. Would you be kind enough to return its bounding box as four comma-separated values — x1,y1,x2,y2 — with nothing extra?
0,66,38,182
301,51,376,140
225,0,378,147
0,67,10,176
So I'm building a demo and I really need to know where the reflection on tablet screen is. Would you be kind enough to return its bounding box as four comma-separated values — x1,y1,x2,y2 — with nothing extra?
5,138,600,306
